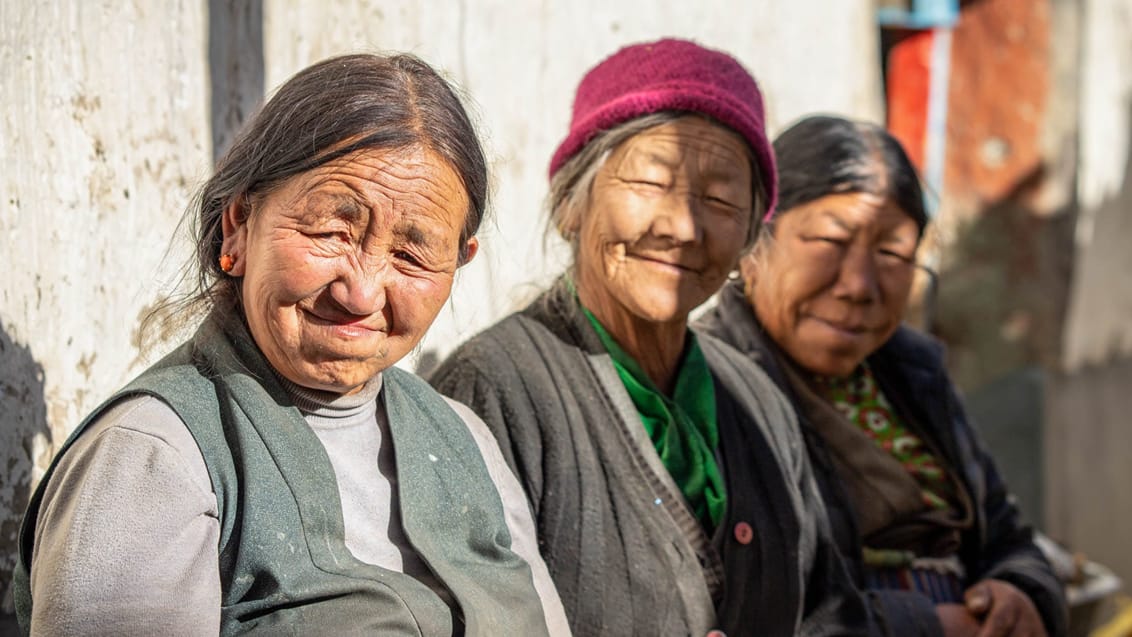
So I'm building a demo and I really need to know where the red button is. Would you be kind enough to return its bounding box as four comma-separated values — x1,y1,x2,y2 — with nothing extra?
706,630,727,637
734,521,753,545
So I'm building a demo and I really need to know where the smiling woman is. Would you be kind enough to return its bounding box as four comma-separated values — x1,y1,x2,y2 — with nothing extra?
13,53,569,637
696,115,1067,637
226,146,473,394
430,39,869,636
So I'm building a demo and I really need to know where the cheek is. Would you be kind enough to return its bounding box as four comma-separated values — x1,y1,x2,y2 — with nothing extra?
251,240,339,299
391,275,453,329
586,193,652,246
706,219,749,270
883,274,916,313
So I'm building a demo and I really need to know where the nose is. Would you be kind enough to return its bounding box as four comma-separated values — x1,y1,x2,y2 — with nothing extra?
651,191,702,244
327,254,388,317
833,245,880,304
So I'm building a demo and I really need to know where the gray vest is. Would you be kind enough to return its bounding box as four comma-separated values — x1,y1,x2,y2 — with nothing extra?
15,314,550,636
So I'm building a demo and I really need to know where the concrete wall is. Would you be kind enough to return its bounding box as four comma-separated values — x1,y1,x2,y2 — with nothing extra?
1045,0,1132,586
0,0,884,614
0,1,210,612
1063,0,1132,370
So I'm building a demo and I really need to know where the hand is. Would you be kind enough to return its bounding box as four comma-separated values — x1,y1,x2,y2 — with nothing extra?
937,603,981,637
963,579,1047,637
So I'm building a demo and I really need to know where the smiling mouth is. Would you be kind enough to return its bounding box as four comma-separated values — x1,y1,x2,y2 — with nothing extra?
303,309,386,334
630,253,699,273
810,316,870,336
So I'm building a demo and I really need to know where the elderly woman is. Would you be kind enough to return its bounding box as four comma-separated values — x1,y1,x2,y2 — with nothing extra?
13,54,568,636
696,115,1067,637
430,39,867,636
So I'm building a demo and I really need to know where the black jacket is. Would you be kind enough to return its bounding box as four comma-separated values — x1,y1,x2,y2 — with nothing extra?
696,280,1068,637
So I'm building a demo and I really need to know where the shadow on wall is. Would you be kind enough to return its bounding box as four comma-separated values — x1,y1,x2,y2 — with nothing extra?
0,323,48,631
932,164,1077,394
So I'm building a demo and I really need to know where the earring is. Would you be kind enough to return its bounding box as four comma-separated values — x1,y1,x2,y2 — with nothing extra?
219,254,235,273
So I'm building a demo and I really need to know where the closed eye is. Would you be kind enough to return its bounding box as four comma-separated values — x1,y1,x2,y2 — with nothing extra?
808,235,848,246
309,230,350,242
704,194,739,207
393,250,423,268
628,179,667,189
879,248,915,264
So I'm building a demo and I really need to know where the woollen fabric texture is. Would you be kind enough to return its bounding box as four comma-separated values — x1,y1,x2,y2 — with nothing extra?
548,37,778,220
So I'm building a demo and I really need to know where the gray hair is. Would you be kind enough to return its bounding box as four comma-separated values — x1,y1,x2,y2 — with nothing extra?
546,111,768,257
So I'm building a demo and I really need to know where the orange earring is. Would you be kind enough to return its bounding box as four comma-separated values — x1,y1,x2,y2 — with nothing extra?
219,254,235,273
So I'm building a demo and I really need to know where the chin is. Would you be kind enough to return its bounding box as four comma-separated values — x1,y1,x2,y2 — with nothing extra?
296,359,385,392
806,355,862,379
627,291,701,324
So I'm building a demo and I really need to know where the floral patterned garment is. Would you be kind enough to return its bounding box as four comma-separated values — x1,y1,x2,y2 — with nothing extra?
814,364,955,511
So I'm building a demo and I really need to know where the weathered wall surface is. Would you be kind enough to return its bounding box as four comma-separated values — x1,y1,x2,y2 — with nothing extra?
261,0,886,370
1045,0,1132,586
1063,0,1132,369
0,1,209,612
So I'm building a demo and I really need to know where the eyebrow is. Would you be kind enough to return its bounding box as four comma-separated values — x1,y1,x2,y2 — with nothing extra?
817,210,855,232
633,150,680,171
305,191,365,224
330,197,364,223
395,223,436,250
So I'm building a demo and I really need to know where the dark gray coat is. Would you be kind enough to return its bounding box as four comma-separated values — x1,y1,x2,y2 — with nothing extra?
430,281,869,637
696,280,1068,637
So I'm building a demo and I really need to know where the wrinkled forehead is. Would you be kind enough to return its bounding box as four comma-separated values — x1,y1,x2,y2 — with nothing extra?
778,192,919,234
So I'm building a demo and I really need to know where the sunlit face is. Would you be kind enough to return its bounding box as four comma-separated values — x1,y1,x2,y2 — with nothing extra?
220,145,476,394
745,191,920,377
574,116,754,329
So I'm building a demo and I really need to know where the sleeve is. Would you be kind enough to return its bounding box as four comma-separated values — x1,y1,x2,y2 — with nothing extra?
950,385,1069,637
444,398,572,637
29,396,222,637
865,590,944,637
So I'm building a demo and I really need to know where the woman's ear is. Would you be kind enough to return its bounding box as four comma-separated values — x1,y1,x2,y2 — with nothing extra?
220,198,250,276
459,236,479,267
738,249,761,299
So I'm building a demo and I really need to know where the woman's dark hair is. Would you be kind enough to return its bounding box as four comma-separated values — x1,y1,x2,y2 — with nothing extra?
769,115,927,235
152,53,487,336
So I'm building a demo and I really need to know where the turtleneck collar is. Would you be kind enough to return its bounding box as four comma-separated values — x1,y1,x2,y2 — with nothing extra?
275,373,384,427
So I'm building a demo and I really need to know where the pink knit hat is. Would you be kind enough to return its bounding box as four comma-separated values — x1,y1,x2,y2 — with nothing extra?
548,38,777,219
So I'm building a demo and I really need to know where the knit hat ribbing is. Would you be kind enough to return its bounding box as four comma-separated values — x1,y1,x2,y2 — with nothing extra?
548,38,777,218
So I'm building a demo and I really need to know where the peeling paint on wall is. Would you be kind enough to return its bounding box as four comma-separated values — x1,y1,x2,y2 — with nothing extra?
0,1,210,611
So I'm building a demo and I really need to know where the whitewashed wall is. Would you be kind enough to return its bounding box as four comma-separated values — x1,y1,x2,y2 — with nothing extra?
261,0,885,369
0,0,882,611
1045,0,1132,587
1063,0,1132,370
0,1,210,609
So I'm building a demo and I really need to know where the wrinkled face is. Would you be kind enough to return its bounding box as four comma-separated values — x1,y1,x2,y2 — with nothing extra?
745,191,920,377
221,146,475,394
574,116,754,327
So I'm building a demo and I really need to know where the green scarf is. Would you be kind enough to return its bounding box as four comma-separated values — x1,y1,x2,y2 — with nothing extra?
580,305,727,531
